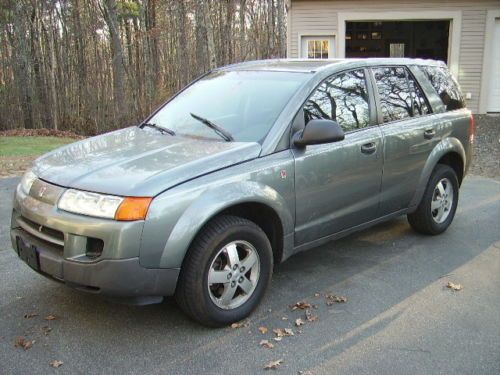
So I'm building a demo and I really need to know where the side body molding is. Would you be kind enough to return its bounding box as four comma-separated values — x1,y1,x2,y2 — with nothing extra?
408,136,466,210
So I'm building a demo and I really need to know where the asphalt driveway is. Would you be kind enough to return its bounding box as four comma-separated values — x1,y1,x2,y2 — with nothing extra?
0,176,499,375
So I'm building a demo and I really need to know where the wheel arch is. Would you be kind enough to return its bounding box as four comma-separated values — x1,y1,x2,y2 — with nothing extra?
409,137,466,210
209,202,285,266
436,152,464,186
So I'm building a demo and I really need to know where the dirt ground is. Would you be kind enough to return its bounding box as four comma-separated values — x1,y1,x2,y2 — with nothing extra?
0,156,40,178
468,114,500,179
0,115,498,178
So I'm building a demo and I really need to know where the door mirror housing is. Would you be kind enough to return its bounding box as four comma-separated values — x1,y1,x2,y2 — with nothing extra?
294,119,345,147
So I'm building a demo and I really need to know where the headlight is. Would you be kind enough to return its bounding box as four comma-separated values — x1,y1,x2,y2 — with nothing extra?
58,189,152,221
20,170,37,195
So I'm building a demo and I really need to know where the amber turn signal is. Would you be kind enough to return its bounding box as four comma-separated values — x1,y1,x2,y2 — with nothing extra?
115,197,152,221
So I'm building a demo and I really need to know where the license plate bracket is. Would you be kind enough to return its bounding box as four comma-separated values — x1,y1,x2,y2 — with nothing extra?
16,237,40,272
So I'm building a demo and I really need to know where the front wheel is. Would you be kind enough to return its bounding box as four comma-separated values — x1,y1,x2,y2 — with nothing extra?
175,215,273,327
408,164,459,235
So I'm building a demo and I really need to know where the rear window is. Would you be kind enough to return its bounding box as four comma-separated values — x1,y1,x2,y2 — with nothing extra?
421,66,465,111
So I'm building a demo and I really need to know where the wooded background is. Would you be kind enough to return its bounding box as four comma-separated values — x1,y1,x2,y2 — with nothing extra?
0,0,287,134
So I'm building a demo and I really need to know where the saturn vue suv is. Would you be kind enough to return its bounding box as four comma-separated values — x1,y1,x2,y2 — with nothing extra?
11,58,474,326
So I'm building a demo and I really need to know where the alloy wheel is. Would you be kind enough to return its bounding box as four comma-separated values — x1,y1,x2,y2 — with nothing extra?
207,240,260,310
431,177,454,224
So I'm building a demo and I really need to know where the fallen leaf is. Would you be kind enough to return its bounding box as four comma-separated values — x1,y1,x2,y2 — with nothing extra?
259,339,274,349
281,316,288,321
42,326,52,336
264,359,283,370
273,328,284,337
23,312,38,319
305,309,318,322
273,328,294,337
325,294,347,303
290,301,312,310
298,371,314,375
50,360,63,368
230,320,248,328
314,293,320,297
258,326,268,334
446,282,463,291
44,315,57,321
14,336,34,350
295,318,304,327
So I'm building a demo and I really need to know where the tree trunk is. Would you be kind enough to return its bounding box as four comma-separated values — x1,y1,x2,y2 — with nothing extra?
195,0,209,74
48,27,59,130
102,0,127,123
12,2,34,129
203,0,217,69
225,0,235,64
238,0,246,60
176,0,189,85
277,0,286,57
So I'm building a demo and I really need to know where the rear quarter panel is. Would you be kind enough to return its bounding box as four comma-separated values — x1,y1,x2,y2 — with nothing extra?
406,65,472,209
408,109,471,209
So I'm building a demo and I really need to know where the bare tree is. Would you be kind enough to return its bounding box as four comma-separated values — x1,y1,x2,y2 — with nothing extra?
101,0,127,121
0,0,288,133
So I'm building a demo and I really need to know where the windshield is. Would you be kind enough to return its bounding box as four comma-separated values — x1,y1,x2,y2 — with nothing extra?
147,70,309,143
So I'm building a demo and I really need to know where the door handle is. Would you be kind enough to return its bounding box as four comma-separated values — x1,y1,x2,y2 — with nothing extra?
361,142,377,154
424,129,436,139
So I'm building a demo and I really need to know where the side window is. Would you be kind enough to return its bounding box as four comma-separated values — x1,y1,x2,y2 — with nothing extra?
407,71,432,117
372,67,412,123
421,66,465,111
304,69,370,132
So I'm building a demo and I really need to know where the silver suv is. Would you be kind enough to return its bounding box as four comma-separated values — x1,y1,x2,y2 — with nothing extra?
11,58,474,326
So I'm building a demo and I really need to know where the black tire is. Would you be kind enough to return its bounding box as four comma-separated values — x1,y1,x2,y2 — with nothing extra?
408,164,459,235
175,215,273,327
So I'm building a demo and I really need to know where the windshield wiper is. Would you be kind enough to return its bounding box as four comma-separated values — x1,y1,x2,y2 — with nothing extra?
190,113,234,142
140,122,176,136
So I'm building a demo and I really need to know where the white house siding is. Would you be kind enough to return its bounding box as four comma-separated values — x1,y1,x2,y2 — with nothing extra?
287,0,500,113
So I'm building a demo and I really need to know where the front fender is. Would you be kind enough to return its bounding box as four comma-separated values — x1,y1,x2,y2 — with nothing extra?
143,180,294,269
409,136,466,209
161,181,293,268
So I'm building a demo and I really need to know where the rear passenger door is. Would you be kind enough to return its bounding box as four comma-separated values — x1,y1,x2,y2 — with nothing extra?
371,66,438,216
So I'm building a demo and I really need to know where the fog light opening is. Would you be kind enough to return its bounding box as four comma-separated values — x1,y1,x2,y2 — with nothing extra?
86,238,104,259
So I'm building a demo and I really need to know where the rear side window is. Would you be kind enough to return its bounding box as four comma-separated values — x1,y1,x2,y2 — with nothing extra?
408,72,432,117
372,67,412,123
421,66,465,111
372,66,431,123
304,69,370,132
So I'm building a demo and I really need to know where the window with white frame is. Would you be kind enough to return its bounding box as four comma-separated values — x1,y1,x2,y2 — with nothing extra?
301,36,335,59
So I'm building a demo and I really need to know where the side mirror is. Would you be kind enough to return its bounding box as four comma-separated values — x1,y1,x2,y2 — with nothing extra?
294,119,345,147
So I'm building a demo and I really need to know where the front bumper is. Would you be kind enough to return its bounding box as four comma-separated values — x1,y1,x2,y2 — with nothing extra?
10,179,179,303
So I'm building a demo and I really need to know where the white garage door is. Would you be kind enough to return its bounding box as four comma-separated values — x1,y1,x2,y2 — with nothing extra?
487,19,500,112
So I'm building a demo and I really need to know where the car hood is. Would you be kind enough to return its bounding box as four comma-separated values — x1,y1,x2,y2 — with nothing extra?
32,127,261,197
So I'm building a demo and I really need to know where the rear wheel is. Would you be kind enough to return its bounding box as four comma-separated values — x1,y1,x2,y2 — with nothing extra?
408,164,459,235
175,215,273,327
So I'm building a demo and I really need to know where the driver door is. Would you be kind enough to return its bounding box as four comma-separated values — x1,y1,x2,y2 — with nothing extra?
292,69,384,246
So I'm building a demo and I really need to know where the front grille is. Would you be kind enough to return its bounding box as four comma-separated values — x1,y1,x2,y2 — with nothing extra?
17,216,64,248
